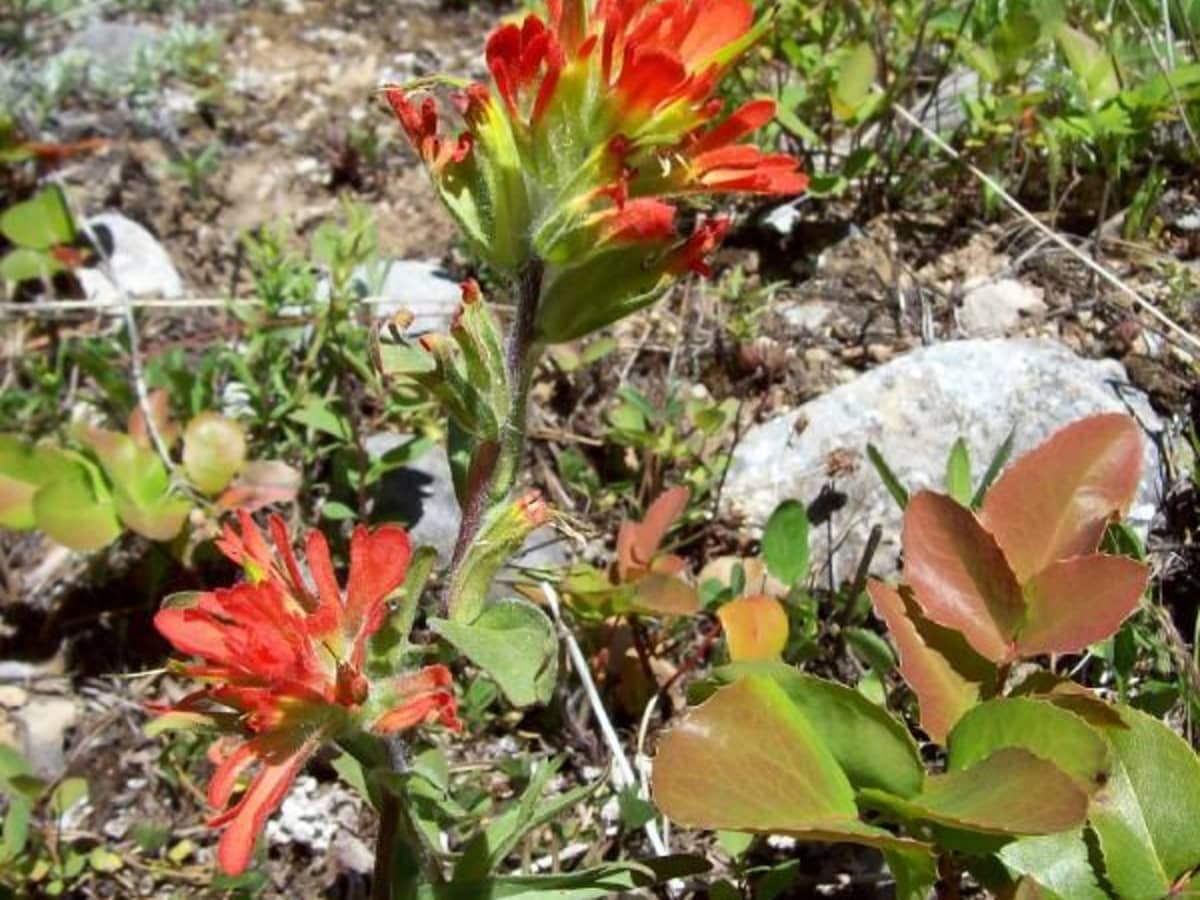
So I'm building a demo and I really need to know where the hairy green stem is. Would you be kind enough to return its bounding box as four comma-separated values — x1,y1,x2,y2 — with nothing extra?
443,261,544,615
372,736,441,900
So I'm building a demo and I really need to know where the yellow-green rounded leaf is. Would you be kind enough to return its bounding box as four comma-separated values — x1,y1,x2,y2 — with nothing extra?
182,413,246,495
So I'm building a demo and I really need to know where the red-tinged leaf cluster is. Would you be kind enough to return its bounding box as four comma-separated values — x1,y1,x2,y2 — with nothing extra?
153,511,460,875
868,414,1149,742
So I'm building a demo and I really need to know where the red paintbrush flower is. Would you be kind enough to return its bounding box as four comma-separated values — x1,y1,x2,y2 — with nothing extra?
384,0,806,340
153,511,460,875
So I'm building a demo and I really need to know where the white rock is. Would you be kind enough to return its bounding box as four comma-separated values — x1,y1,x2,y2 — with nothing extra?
265,775,354,852
78,213,184,302
356,259,461,329
68,23,163,80
958,278,1046,336
779,300,835,333
13,696,79,777
723,339,1161,583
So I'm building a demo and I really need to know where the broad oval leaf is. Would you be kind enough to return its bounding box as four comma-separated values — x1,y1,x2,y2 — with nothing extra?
114,492,191,542
653,675,856,830
980,414,1142,582
863,748,1088,835
430,598,557,708
183,413,247,495
631,572,699,617
903,491,1024,662
1090,705,1200,898
31,459,121,551
216,460,301,512
762,500,809,586
868,580,997,744
717,595,789,661
717,661,925,798
947,697,1110,792
0,436,75,530
999,830,1110,900
75,425,169,507
1017,554,1147,657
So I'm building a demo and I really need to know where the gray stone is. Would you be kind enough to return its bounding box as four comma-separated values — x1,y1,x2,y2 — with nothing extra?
778,300,835,333
958,278,1046,336
368,435,569,574
67,23,163,81
370,437,461,562
78,213,184,301
13,696,79,778
723,339,1161,584
356,259,461,330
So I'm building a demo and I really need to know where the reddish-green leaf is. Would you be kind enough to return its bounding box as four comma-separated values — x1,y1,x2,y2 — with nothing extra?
127,389,179,451
630,573,699,617
980,414,1142,582
947,697,1110,792
863,748,1088,835
718,595,788,661
216,460,300,512
1017,554,1147,656
653,676,927,853
616,486,688,579
868,581,996,743
183,413,247,495
903,491,1024,662
718,661,924,798
654,676,855,830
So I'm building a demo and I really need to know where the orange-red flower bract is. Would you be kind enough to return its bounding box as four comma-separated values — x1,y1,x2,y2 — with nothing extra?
384,0,806,340
153,511,460,876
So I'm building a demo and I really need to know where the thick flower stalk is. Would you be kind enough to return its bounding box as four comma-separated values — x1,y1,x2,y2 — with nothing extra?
152,511,460,875
385,0,807,342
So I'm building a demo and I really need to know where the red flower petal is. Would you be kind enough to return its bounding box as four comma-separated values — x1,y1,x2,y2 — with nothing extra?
344,524,412,659
601,197,677,244
213,739,318,875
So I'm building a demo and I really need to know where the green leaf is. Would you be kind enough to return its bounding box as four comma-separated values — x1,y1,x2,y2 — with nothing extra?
717,662,924,798
862,748,1088,835
431,599,557,707
0,185,76,250
0,435,75,530
1055,25,1120,105
947,697,1110,792
48,776,88,822
999,830,1109,900
945,438,972,506
832,42,878,121
182,412,247,494
1090,705,1200,898
652,676,927,853
867,443,909,509
288,398,352,441
762,500,810,586
885,847,940,900
0,247,62,283
970,427,1015,509
32,457,122,550
420,857,709,900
